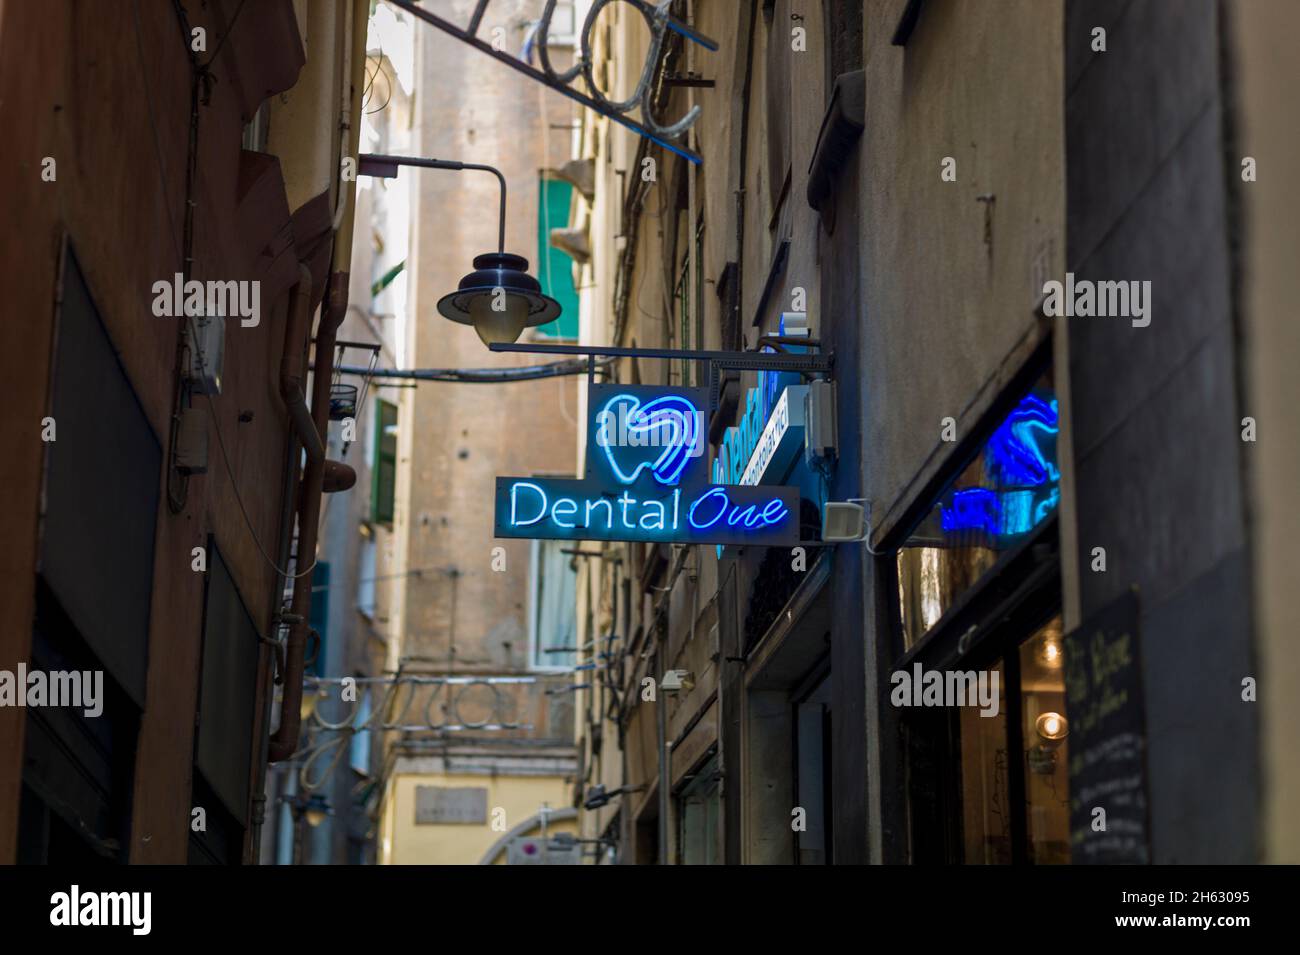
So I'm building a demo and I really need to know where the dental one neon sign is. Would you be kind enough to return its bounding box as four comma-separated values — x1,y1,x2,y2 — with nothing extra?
495,384,799,545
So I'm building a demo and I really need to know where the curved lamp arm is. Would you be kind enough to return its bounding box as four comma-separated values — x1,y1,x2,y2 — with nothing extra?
358,153,506,252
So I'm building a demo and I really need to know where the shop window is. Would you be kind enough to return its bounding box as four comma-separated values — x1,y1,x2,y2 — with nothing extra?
529,539,578,670
892,363,1067,864
1018,617,1070,864
896,373,1060,650
371,399,398,525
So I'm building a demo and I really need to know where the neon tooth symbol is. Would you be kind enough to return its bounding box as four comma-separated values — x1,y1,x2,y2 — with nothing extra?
596,393,700,486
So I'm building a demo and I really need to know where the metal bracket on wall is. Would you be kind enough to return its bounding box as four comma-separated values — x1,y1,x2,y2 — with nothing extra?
382,0,717,165
489,341,832,414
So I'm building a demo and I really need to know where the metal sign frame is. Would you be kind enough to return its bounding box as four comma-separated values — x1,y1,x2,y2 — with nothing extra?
382,0,717,164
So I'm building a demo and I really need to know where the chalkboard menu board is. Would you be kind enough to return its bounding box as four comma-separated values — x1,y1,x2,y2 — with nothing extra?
1064,589,1151,863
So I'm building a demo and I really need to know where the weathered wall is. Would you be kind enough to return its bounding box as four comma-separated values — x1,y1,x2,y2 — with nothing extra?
855,0,1065,863
1065,0,1256,862
1233,0,1300,865
859,0,1065,542
0,0,313,862
382,767,574,864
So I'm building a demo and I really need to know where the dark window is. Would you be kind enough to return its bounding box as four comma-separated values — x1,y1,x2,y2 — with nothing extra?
40,246,159,706
19,246,150,864
896,373,1060,651
18,581,139,864
194,544,261,837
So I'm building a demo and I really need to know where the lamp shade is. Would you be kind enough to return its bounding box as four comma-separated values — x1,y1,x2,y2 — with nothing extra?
436,252,562,345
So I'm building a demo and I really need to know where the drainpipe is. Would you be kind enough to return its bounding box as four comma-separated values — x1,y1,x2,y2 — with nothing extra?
267,266,332,763
267,0,370,764
281,265,325,463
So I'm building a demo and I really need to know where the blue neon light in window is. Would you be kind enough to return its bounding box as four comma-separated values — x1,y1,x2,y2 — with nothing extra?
939,393,1060,541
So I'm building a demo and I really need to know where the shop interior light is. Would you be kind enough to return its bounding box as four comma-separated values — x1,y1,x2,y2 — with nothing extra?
1035,711,1069,742
1038,636,1064,668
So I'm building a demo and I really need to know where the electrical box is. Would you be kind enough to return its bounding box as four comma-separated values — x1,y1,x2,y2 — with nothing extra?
822,501,866,543
186,314,225,395
174,405,209,475
804,379,836,464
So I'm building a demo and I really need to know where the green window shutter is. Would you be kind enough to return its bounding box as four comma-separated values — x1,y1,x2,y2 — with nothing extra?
371,399,397,525
308,561,330,677
371,258,406,299
534,176,580,340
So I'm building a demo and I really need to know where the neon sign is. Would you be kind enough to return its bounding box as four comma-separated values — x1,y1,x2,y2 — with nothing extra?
940,393,1060,541
594,392,702,486
495,385,799,545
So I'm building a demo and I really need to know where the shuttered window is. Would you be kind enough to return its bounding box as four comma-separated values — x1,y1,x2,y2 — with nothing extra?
371,399,398,525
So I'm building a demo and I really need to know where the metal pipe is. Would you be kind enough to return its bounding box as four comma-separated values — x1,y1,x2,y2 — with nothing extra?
489,340,832,372
268,275,345,763
359,154,507,252
268,0,369,765
279,265,323,460
331,357,612,383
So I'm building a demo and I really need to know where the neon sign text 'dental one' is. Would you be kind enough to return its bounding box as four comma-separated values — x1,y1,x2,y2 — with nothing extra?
495,478,798,545
510,482,787,532
493,384,801,545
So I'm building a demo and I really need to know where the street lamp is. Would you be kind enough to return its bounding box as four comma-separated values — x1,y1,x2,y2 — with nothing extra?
285,791,333,865
358,153,561,346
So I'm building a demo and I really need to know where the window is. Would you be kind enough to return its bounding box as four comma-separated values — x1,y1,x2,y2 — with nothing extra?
307,561,329,677
528,539,578,670
672,219,704,385
1018,616,1070,863
371,399,398,525
541,0,577,45
896,373,1060,650
357,532,377,618
892,365,1068,864
196,545,261,832
350,689,372,776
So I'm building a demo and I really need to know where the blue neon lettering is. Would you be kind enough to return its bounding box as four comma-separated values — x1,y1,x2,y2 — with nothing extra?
688,487,730,530
509,481,787,539
586,498,613,529
552,497,578,528
727,503,759,528
510,482,548,526
640,499,667,530
759,499,788,526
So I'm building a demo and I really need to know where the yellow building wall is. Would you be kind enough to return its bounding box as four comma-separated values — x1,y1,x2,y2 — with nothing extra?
381,772,576,865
